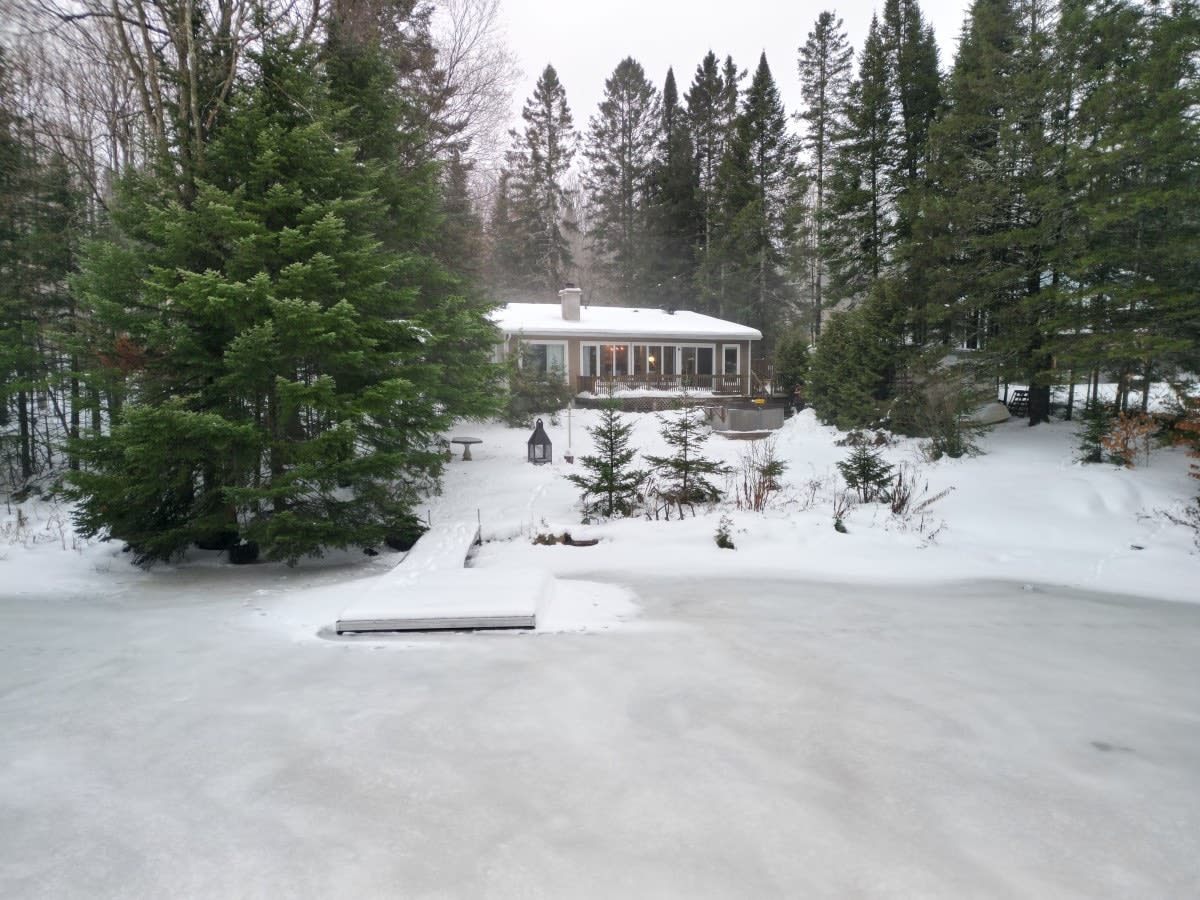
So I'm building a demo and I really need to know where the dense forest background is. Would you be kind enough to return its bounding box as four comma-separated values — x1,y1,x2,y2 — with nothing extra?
2,0,1197,557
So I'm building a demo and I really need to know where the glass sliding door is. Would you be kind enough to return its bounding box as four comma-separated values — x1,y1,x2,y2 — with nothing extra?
679,345,715,387
646,345,676,375
633,345,647,376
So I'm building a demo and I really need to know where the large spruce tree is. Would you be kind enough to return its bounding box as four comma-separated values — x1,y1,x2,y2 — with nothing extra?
67,38,497,565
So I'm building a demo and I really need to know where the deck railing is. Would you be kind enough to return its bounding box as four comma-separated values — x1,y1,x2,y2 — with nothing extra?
576,374,746,395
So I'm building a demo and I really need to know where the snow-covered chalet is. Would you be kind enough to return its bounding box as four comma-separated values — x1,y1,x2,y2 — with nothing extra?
491,286,763,398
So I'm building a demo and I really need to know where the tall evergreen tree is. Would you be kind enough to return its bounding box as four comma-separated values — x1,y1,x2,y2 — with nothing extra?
1058,0,1200,411
436,149,487,286
685,51,741,313
487,169,524,292
920,0,1060,422
583,57,661,302
504,65,577,292
881,0,942,244
0,50,82,486
649,68,702,312
704,53,799,342
797,12,854,335
827,15,897,302
0,49,35,481
880,0,943,344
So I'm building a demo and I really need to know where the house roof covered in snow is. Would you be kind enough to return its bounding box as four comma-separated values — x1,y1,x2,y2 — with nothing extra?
490,302,762,342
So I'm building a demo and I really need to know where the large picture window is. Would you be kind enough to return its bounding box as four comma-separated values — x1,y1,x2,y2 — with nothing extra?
582,343,633,376
581,343,716,379
522,341,568,380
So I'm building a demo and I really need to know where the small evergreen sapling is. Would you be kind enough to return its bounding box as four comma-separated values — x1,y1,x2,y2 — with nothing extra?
566,402,646,519
837,444,894,503
1076,398,1112,463
644,401,727,518
715,514,735,549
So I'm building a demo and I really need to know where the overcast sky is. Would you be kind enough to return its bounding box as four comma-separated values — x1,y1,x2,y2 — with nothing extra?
498,0,973,132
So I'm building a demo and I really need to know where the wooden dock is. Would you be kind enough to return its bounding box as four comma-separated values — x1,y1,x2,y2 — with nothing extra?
335,522,548,633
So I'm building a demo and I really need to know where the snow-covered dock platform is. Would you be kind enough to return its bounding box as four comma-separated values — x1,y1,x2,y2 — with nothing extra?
335,521,550,632
335,569,549,632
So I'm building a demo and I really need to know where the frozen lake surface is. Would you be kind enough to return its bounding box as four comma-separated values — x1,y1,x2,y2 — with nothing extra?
2,571,1198,898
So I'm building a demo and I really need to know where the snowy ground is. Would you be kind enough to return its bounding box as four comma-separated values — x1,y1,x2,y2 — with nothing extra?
2,410,1199,897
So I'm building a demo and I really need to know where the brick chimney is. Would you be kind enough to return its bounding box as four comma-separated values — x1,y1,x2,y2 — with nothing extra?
559,283,582,321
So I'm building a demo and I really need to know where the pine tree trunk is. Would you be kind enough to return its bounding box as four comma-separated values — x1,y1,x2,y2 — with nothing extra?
1028,384,1051,426
16,386,31,480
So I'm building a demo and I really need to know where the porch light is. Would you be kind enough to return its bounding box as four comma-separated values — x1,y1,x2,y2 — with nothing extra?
527,418,552,465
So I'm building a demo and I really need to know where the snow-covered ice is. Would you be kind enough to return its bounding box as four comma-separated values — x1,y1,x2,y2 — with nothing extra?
2,411,1198,897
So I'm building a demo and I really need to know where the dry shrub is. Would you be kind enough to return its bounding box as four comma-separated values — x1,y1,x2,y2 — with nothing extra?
1103,411,1158,468
1167,388,1200,481
831,488,855,533
734,439,786,512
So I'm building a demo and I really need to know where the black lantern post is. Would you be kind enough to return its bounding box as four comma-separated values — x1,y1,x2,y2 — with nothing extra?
527,418,552,465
